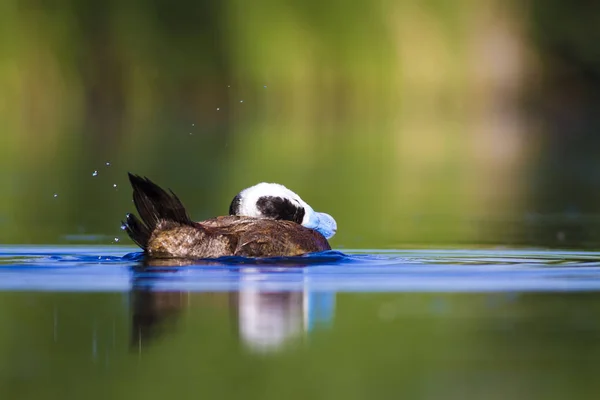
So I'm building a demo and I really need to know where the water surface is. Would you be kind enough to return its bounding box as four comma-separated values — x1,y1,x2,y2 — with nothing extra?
1,246,600,399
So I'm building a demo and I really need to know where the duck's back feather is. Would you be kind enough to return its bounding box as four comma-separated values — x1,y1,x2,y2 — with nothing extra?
148,216,330,258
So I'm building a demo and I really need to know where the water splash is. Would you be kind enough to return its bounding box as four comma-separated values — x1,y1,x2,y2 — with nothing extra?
92,170,98,177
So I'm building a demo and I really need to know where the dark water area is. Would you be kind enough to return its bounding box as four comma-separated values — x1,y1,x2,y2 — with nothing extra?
2,246,600,399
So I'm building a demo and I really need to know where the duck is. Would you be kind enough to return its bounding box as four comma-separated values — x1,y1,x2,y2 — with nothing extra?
122,173,337,258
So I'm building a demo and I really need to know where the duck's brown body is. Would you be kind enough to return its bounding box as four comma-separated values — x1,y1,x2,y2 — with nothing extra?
123,174,331,259
148,216,330,258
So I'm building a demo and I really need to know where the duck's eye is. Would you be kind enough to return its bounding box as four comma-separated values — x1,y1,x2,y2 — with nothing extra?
256,196,305,224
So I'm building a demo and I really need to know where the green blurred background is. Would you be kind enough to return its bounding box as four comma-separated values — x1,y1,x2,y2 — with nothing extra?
2,0,600,249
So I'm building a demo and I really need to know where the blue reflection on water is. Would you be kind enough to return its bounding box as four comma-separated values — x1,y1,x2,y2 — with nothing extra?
0,246,600,293
2,246,600,353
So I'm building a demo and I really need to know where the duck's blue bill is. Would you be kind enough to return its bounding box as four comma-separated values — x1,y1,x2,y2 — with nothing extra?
305,212,337,239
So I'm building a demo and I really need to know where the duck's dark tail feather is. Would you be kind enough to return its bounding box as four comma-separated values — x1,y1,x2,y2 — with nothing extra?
122,173,193,249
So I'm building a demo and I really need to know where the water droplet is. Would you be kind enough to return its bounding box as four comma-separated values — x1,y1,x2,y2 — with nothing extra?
120,224,127,230
216,107,220,111
113,184,117,188
105,162,111,166
53,193,58,198
114,237,120,243
92,170,98,177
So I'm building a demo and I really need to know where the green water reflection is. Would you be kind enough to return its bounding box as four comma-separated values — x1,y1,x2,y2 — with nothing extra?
2,290,600,399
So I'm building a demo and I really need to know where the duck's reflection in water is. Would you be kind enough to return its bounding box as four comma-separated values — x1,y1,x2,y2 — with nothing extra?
234,290,305,352
131,289,188,348
130,264,335,353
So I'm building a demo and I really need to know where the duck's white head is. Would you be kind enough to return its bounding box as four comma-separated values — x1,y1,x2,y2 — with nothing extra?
229,182,337,239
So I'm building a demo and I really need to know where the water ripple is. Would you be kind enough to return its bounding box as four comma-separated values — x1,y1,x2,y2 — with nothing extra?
1,246,600,292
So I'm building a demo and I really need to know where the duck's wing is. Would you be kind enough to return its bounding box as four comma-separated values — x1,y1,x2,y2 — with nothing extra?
232,220,331,257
